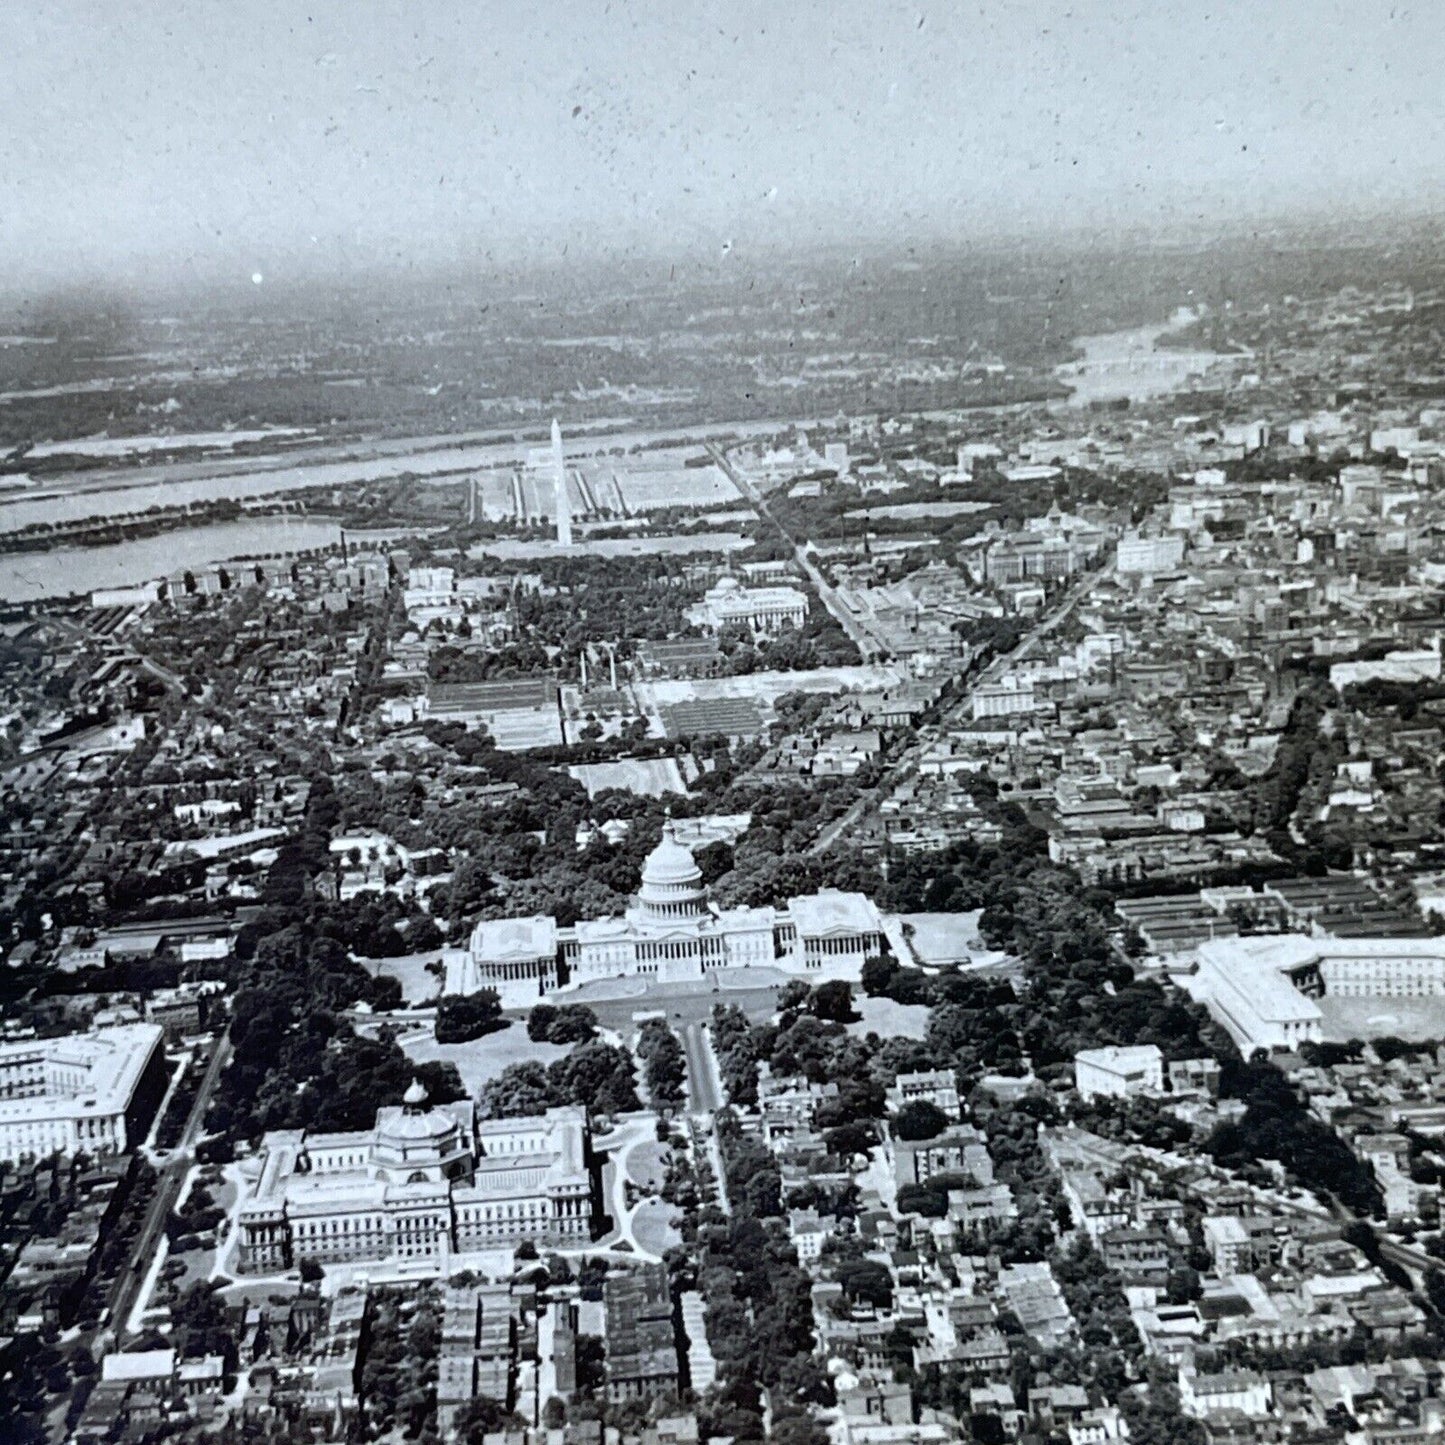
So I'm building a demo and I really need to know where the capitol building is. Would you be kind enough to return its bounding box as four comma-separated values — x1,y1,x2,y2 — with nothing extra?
445,819,888,1006
236,1083,595,1274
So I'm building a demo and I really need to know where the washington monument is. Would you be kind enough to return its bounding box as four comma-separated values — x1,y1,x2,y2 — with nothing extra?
551,418,573,548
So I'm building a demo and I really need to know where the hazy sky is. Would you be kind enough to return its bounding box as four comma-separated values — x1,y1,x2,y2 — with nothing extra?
5,0,1443,290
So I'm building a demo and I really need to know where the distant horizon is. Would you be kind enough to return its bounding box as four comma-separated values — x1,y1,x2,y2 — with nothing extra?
3,198,1443,321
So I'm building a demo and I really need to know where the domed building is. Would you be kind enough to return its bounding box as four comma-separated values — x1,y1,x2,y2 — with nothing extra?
446,818,887,1005
686,574,809,633
634,823,708,921
370,1078,472,1185
236,1081,595,1274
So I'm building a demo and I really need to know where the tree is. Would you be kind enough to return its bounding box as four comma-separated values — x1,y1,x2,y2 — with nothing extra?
809,980,857,1022
435,989,505,1043
576,1334,607,1393
638,1019,687,1112
528,1003,559,1042
712,1004,761,1107
779,980,813,1013
457,1393,524,1443
743,1166,782,1218
861,954,896,997
1166,1265,1201,1304
896,1182,949,1217
481,1061,554,1119
549,1041,641,1115
695,839,735,886
529,1002,598,1044
773,1414,830,1445
406,914,444,951
894,1099,951,1141
824,1122,877,1159
836,1258,893,1309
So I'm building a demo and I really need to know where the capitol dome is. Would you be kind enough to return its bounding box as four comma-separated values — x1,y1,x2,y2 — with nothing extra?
637,819,708,922
641,821,703,889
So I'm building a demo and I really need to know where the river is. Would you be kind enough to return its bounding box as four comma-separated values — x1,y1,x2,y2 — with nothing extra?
0,517,349,602
1055,316,1234,406
0,415,809,536
1,317,1229,602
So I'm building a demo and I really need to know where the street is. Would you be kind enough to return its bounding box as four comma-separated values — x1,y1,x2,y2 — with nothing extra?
681,1022,724,1113
812,561,1115,853
710,435,1119,859
706,441,885,661
106,1031,232,1347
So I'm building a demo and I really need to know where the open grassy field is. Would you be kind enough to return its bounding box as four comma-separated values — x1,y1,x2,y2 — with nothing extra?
613,462,740,511
848,996,930,1041
475,530,749,560
399,1021,573,1095
631,1200,683,1255
363,952,444,1005
568,756,690,799
844,501,991,520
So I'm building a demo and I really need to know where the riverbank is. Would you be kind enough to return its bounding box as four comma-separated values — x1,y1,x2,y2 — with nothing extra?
0,415,813,537
0,499,315,556
1055,312,1237,406
0,518,401,603
0,315,1218,603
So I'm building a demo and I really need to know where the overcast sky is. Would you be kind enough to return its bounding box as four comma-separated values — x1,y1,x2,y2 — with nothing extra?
5,0,1443,290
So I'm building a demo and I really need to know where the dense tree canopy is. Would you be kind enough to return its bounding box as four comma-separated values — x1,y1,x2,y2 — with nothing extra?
434,989,505,1043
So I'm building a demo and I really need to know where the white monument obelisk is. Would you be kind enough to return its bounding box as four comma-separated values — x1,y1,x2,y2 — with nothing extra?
552,418,573,548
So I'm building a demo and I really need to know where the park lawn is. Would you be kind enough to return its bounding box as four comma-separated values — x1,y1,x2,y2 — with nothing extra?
623,1141,671,1191
400,1021,573,1096
168,1245,215,1293
848,995,930,1042
210,1172,238,1214
220,1278,301,1309
362,951,444,1006
631,1200,683,1256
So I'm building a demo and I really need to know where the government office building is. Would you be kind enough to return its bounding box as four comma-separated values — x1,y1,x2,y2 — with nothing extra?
236,1083,597,1274
1196,935,1445,1054
0,1023,167,1163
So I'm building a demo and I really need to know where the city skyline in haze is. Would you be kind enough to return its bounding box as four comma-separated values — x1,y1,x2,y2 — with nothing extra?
4,0,1444,295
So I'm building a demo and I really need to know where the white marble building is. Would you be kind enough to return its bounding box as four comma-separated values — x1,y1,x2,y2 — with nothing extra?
237,1083,594,1273
445,820,886,1006
0,1024,167,1163
686,576,808,634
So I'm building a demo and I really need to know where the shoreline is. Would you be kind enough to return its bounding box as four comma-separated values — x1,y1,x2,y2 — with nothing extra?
0,314,1211,603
